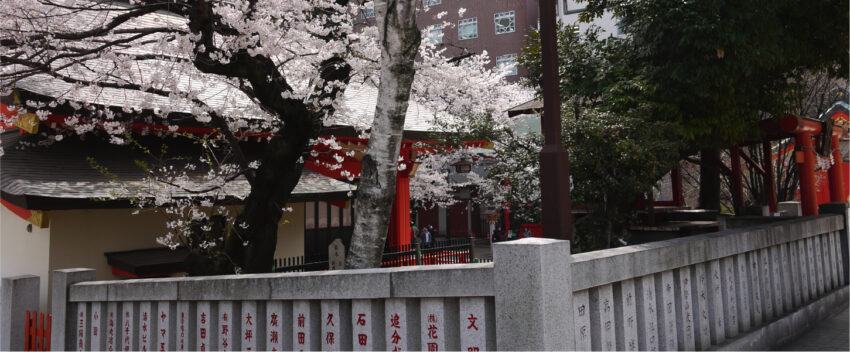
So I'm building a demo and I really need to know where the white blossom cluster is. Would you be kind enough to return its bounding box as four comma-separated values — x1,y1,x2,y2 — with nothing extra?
1,0,532,249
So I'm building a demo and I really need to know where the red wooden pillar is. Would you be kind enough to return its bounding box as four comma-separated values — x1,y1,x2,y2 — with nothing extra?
387,172,411,247
762,141,777,213
730,146,744,212
671,167,683,207
828,134,847,202
796,132,819,215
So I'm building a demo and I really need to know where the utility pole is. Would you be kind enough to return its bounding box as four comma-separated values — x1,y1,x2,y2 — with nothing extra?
538,0,573,240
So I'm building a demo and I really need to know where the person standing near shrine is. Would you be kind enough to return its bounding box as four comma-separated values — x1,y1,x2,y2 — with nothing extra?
522,227,532,238
422,226,432,247
411,221,420,245
492,226,504,243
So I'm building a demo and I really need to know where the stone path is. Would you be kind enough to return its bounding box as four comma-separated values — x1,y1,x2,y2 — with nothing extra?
778,305,849,351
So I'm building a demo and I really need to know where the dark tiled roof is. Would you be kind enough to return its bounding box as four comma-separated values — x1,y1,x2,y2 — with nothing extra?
1,132,354,208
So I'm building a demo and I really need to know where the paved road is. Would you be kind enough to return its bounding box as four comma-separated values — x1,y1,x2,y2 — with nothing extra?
779,305,849,351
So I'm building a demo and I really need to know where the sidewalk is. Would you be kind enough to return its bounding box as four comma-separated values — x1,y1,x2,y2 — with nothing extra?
778,305,849,351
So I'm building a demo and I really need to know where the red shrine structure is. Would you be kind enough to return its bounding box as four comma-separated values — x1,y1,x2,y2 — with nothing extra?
305,136,492,247
1,90,491,253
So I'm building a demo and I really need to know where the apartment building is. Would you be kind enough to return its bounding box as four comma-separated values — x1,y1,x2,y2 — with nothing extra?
358,1,540,81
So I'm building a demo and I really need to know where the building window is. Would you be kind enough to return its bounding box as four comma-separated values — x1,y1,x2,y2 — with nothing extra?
458,18,478,40
362,8,375,19
423,0,441,7
494,11,515,34
426,26,443,44
496,53,518,76
565,1,585,15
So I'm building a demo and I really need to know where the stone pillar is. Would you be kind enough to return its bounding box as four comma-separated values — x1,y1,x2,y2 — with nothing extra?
813,237,826,296
779,244,794,312
734,254,751,332
385,298,420,351
769,246,785,315
176,301,194,351
420,297,459,351
655,271,677,350
758,248,775,320
635,274,658,351
90,302,104,351
787,243,802,308
720,257,738,338
589,284,616,351
673,268,695,351
266,300,291,351
795,240,811,305
107,302,118,351
691,263,710,350
321,299,352,351
746,252,764,327
120,301,137,351
352,299,384,351
51,268,96,351
493,238,573,350
573,290,591,350
706,260,725,345
76,302,88,351
240,301,260,351
293,300,319,351
804,238,819,300
819,203,848,281
0,275,39,351
196,301,213,351
615,279,639,351
459,297,495,352
138,301,152,351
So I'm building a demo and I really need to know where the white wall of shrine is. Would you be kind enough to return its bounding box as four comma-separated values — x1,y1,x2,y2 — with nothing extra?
0,205,51,311
49,208,171,282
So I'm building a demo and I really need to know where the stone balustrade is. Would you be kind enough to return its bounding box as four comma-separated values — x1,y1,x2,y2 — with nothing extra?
49,210,848,351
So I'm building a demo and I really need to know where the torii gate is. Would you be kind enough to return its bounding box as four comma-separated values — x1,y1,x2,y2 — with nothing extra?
726,111,849,216
777,114,848,215
306,136,490,247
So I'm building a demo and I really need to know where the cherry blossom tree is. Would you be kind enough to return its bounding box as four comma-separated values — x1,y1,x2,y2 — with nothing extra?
1,0,530,273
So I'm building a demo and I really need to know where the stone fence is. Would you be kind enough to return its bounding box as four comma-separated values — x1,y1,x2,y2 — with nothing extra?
45,210,849,351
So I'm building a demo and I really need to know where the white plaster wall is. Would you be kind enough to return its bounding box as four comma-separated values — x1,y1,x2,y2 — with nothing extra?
0,205,51,311
48,208,171,282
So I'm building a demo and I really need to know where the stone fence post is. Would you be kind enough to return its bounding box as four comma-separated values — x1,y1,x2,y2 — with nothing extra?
493,238,573,350
0,275,40,351
820,202,849,280
51,269,95,351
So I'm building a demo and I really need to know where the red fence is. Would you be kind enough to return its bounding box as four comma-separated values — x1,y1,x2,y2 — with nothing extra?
24,311,51,351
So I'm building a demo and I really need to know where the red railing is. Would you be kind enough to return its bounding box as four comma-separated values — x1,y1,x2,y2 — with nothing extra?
24,311,51,351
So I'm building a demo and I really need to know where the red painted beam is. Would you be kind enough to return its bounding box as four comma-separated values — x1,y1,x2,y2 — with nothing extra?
780,114,849,137
671,167,683,207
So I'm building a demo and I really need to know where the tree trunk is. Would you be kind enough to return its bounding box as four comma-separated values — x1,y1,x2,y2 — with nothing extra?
346,0,421,269
699,148,721,210
184,1,352,275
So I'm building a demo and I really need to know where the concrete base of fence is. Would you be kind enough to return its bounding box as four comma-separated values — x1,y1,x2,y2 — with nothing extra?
1,275,40,351
715,285,849,351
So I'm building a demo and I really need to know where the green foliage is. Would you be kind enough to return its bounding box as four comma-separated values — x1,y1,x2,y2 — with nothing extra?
564,108,682,250
581,0,849,146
